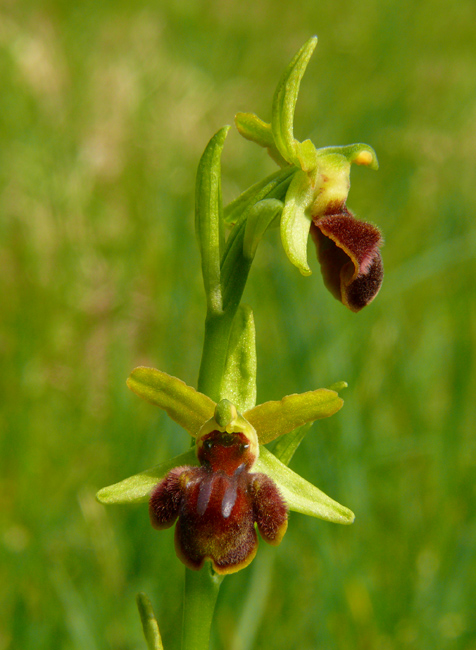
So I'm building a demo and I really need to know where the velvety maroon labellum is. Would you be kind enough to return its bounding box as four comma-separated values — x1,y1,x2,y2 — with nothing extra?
311,207,383,312
149,431,288,575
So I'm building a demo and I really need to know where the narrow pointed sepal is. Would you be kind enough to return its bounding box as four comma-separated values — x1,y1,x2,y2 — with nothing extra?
96,448,199,505
255,447,354,525
127,367,215,436
245,387,343,444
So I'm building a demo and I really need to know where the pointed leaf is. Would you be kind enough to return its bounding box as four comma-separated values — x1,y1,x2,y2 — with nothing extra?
255,447,354,524
136,593,164,650
220,305,257,412
272,36,318,166
243,198,283,259
127,367,215,436
96,448,199,505
245,387,343,444
280,169,315,276
195,126,230,314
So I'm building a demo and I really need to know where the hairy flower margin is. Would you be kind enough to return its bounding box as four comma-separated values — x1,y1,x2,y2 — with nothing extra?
97,366,354,575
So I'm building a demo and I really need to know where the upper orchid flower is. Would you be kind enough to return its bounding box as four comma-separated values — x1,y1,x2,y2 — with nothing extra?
234,36,383,311
97,363,353,575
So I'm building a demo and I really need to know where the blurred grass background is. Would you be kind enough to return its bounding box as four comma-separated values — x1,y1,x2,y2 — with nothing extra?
1,0,475,648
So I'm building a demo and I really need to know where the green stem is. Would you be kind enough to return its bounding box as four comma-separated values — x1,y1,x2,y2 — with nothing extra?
190,151,295,650
181,566,224,650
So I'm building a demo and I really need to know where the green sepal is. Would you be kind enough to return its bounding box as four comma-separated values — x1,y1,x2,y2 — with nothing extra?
280,169,315,276
243,199,283,259
235,112,288,167
136,593,164,650
272,422,312,466
220,305,257,412
245,386,343,444
255,447,354,524
96,448,199,505
195,126,230,314
317,143,379,171
272,36,318,167
127,367,215,437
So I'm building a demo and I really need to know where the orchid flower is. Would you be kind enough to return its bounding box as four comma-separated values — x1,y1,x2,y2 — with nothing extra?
97,363,353,575
234,36,383,311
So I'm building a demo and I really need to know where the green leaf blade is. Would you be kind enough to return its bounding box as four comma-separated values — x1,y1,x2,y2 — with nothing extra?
127,367,215,436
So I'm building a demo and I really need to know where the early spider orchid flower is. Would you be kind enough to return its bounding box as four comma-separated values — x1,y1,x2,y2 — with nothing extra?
97,366,353,575
234,36,383,312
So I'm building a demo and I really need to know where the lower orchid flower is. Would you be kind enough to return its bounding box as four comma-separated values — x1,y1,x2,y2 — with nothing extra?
97,366,354,575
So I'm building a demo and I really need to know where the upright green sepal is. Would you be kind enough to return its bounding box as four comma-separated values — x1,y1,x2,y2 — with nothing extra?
195,126,230,314
127,367,215,436
220,305,257,412
272,36,318,167
280,169,315,275
255,447,354,524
